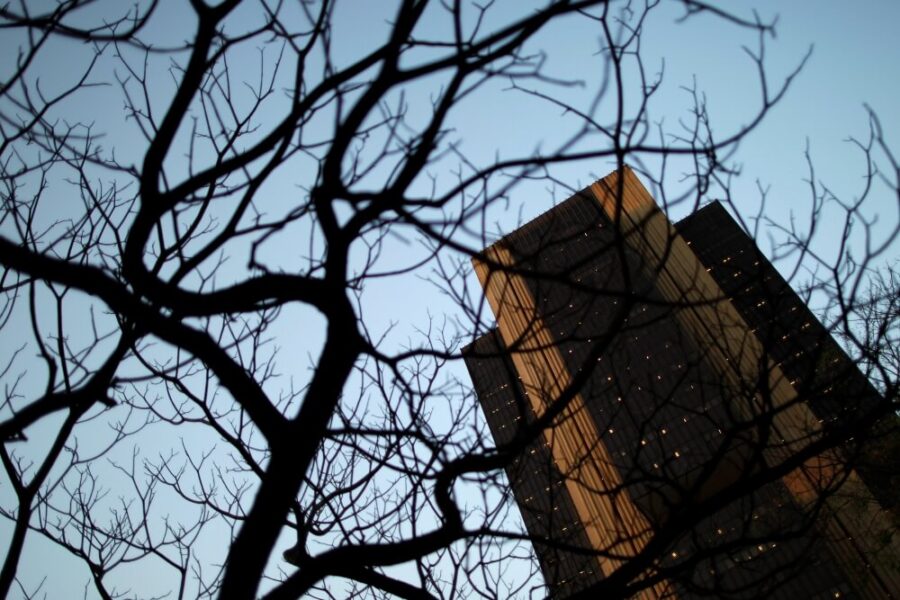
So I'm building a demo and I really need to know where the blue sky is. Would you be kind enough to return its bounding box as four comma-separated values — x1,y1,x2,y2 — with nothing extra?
1,1,899,597
354,0,900,354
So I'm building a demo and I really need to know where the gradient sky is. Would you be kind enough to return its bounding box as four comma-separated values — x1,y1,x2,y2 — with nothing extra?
2,1,898,598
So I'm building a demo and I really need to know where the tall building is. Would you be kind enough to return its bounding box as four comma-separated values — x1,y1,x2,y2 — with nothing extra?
463,168,898,599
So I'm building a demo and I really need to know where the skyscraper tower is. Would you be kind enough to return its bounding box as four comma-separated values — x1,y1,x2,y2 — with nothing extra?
464,167,898,598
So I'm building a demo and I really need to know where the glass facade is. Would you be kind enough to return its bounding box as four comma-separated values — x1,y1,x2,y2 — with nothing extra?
463,169,895,598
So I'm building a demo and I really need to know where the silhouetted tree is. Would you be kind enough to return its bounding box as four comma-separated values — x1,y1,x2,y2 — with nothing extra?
0,1,896,599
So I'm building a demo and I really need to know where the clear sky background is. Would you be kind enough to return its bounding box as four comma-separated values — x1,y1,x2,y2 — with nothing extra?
1,1,899,598
354,0,900,367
